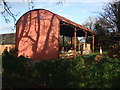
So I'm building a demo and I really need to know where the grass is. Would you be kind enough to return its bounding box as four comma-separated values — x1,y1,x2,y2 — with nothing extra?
76,51,101,60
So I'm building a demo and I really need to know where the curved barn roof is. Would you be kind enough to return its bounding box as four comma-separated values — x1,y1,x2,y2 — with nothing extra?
16,9,95,35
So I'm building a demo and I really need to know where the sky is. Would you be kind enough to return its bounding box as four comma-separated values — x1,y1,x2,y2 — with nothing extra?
0,0,111,34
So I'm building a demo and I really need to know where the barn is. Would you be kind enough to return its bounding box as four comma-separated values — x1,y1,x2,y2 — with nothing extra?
16,9,95,60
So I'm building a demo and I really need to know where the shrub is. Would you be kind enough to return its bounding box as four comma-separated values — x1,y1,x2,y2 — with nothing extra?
2,49,120,88
108,44,120,59
2,48,27,75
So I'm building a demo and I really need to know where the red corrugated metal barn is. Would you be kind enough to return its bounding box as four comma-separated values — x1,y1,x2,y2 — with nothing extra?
16,9,95,60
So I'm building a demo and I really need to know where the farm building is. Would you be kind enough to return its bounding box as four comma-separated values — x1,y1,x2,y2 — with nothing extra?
16,9,95,60
0,33,15,54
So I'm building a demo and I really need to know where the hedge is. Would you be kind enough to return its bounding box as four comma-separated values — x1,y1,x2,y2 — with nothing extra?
2,49,120,88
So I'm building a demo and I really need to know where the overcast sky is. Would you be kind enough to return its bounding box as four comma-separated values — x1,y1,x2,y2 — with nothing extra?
0,0,111,34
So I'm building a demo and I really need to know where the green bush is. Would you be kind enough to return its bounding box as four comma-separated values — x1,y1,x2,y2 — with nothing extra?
28,56,120,88
2,49,120,88
108,44,120,59
2,48,26,75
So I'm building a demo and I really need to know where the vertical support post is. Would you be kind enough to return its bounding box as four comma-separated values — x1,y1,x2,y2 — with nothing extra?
71,37,72,50
85,31,87,49
63,35,64,51
74,27,77,58
78,40,80,53
92,34,94,52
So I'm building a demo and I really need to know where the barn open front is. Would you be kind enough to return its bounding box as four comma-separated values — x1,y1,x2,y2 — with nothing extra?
59,20,94,59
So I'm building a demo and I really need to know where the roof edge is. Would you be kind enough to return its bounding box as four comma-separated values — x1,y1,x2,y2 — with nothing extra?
16,8,95,34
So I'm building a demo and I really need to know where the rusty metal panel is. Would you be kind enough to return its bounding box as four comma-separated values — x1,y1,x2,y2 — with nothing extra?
16,9,60,60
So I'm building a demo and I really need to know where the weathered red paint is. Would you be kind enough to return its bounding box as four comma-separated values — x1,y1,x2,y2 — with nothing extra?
16,9,60,60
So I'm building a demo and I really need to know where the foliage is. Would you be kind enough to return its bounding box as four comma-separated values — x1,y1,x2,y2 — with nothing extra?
2,48,24,74
97,1,120,53
2,49,120,88
83,1,120,52
108,43,120,59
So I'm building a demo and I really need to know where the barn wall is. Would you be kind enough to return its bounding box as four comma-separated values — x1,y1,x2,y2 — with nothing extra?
16,10,60,60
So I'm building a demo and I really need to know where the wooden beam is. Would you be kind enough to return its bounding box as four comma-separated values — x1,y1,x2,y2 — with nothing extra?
85,31,87,49
92,34,94,52
78,40,80,52
74,28,77,58
63,35,65,51
71,37,72,50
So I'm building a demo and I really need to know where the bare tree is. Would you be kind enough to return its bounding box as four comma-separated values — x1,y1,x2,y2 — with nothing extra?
82,17,98,30
100,0,120,33
0,0,34,24
27,0,34,10
71,0,120,53
0,0,66,25
1,0,18,24
97,0,120,58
